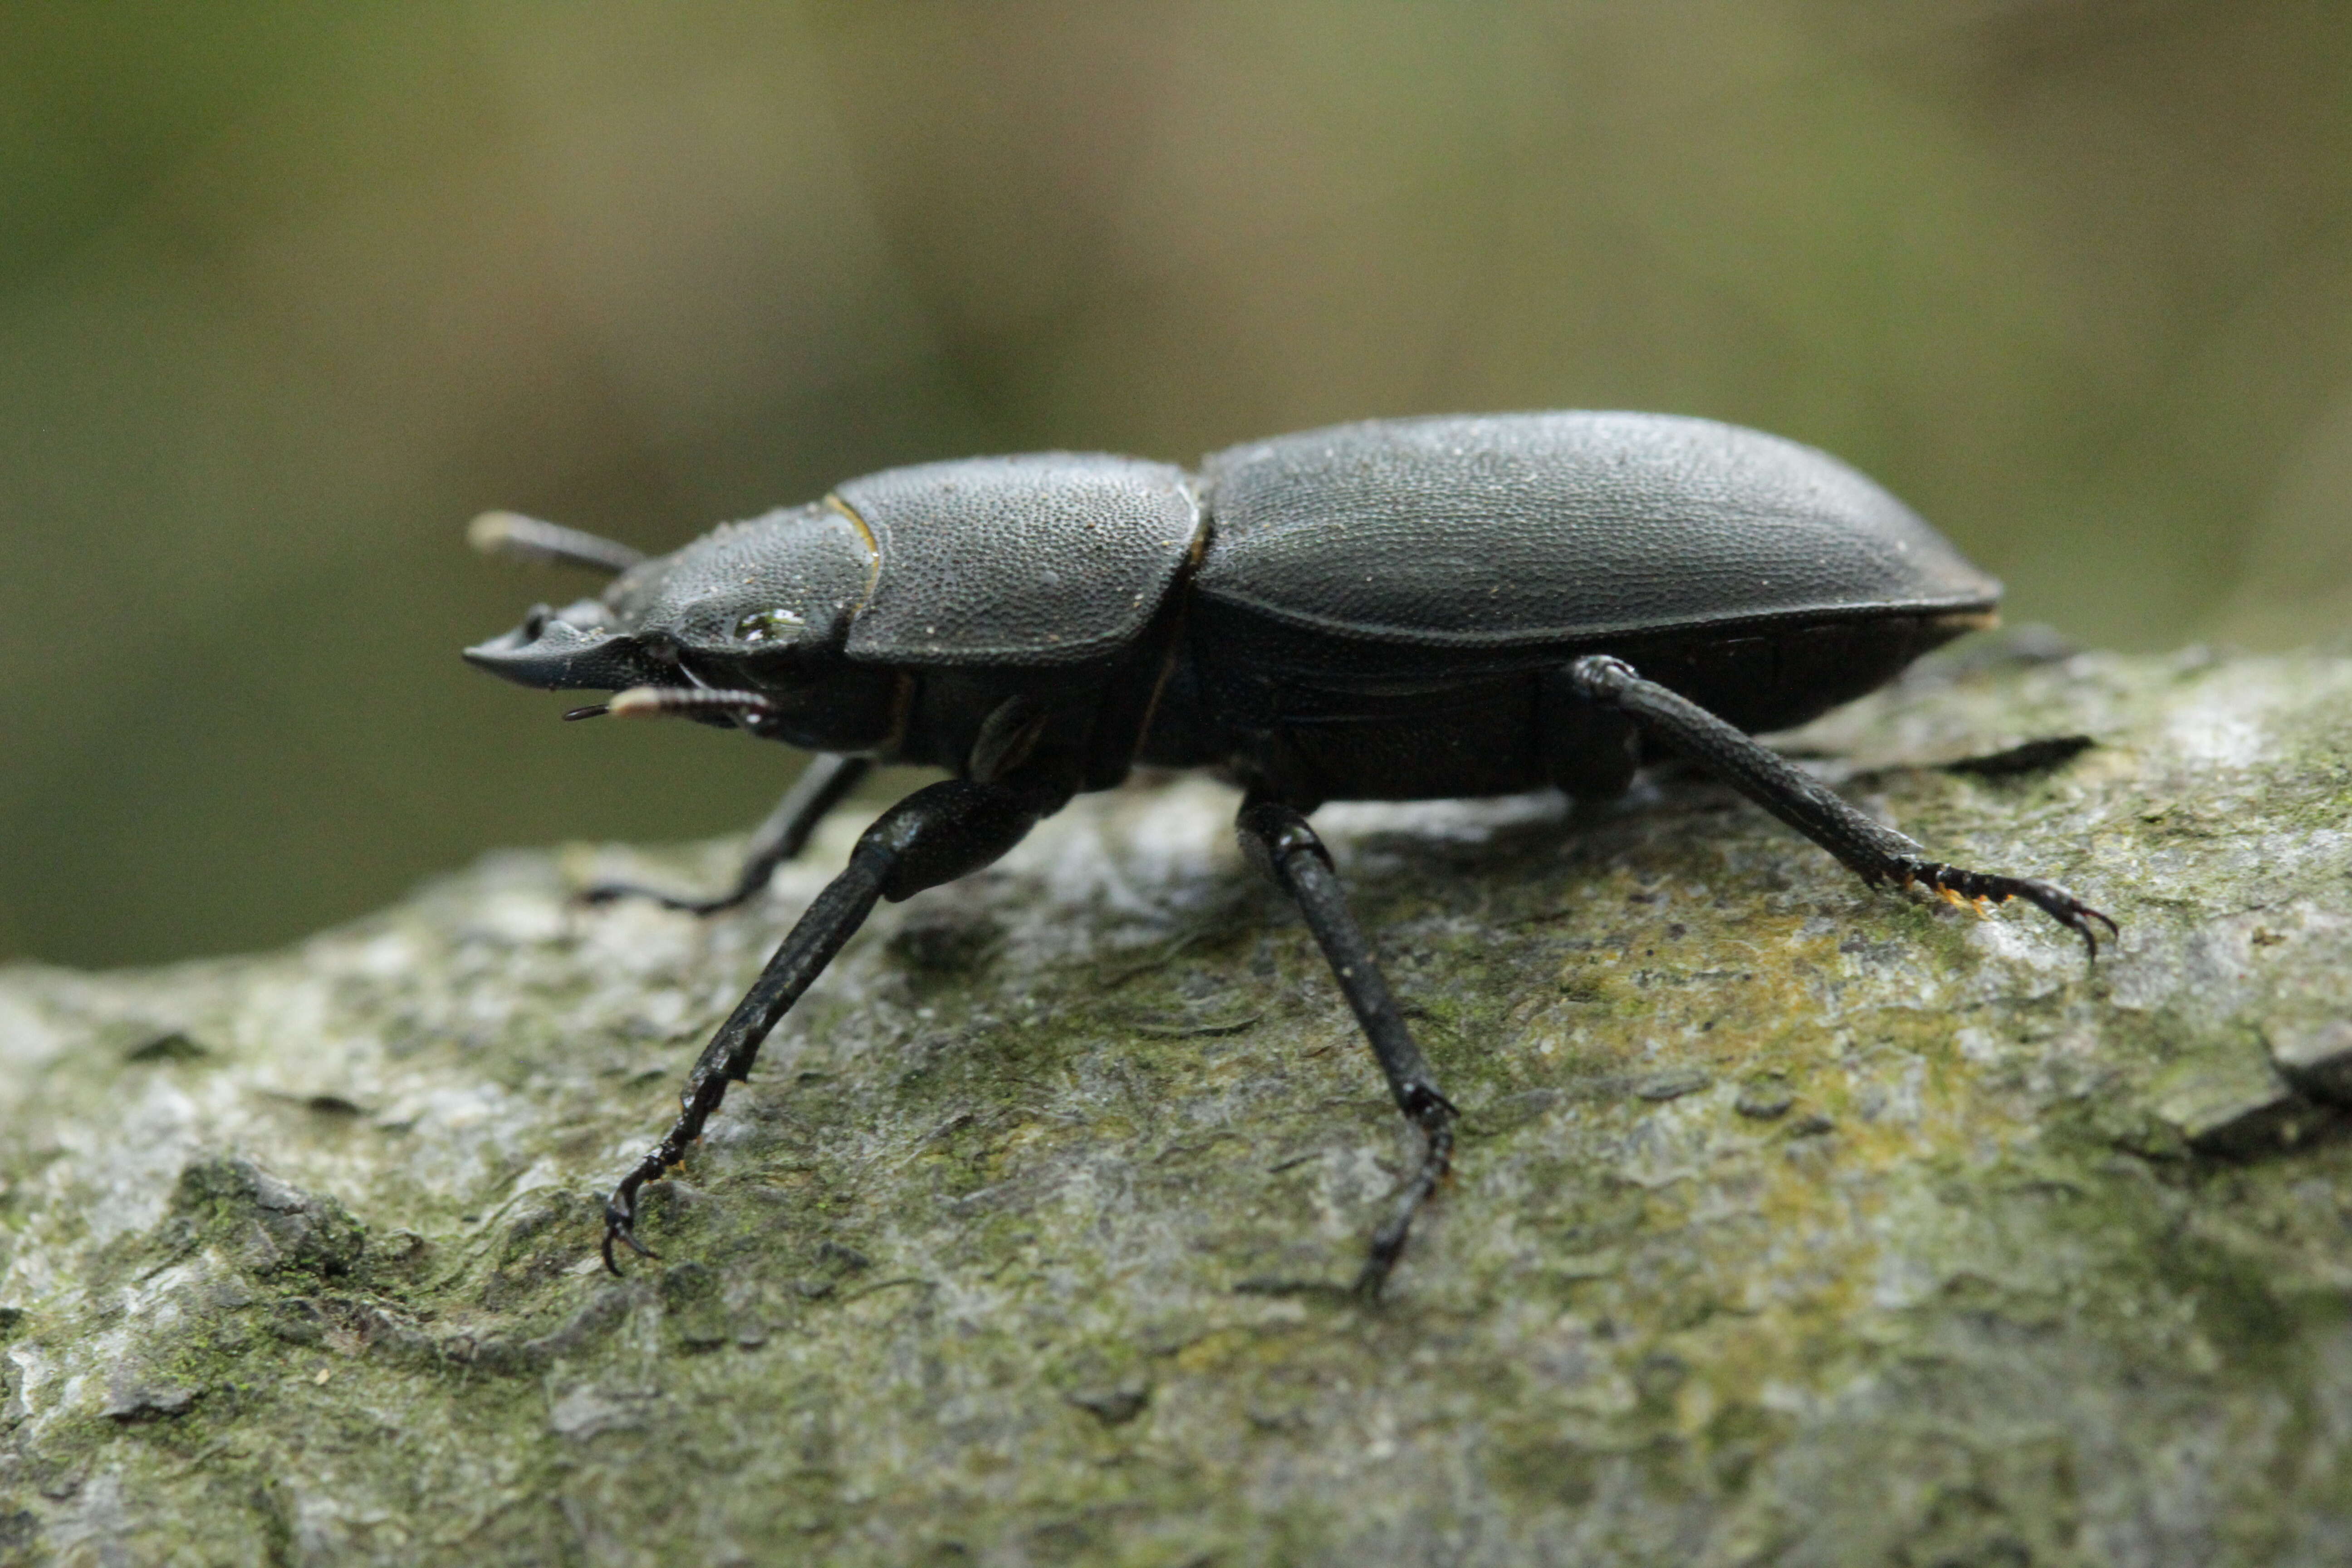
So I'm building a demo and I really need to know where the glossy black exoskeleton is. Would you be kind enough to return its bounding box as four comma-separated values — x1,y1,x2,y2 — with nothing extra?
466,411,2114,1294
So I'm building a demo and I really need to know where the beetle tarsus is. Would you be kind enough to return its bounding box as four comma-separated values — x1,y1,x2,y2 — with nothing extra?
1354,1094,1457,1301
1903,860,2118,958
600,1180,661,1274
580,883,741,916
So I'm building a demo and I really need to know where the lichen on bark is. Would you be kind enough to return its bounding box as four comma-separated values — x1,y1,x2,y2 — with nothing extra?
2,642,2351,1565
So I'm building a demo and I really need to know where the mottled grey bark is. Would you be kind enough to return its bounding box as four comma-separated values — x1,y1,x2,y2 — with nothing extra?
3,642,2351,1567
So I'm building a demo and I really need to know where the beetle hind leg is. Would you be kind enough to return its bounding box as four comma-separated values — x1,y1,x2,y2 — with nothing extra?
1237,795,1458,1300
1564,655,2117,956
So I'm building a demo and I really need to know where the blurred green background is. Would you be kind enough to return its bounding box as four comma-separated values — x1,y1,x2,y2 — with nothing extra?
4,2,2349,968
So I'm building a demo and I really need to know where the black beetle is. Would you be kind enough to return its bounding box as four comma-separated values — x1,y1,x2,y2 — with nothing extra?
466,411,2113,1294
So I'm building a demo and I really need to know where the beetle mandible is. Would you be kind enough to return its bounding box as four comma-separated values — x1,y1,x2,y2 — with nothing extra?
466,411,2115,1296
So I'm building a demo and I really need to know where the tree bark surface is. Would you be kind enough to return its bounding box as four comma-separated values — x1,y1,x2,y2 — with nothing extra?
4,644,2352,1566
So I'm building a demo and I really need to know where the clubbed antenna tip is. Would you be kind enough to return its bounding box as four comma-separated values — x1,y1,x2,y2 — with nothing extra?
467,510,646,576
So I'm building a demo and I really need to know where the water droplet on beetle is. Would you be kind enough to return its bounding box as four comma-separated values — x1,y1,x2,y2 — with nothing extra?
734,607,805,644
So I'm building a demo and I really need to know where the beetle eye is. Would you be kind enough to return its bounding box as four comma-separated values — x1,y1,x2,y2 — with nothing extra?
734,608,806,646
521,604,551,641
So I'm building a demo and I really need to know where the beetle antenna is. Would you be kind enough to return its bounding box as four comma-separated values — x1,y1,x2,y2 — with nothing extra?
468,510,646,576
603,686,779,725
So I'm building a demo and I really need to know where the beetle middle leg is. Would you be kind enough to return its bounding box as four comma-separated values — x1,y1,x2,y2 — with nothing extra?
1237,795,1456,1301
1564,655,2117,954
601,774,1061,1270
582,753,873,915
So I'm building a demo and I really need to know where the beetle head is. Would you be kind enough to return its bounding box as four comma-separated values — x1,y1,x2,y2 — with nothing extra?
466,501,877,696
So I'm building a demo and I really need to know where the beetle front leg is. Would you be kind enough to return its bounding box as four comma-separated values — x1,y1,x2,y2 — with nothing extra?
1564,655,2117,955
582,753,873,916
602,775,1059,1271
1237,796,1457,1301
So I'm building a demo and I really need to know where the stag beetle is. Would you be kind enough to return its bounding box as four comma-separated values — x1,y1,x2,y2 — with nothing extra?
466,411,2114,1295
